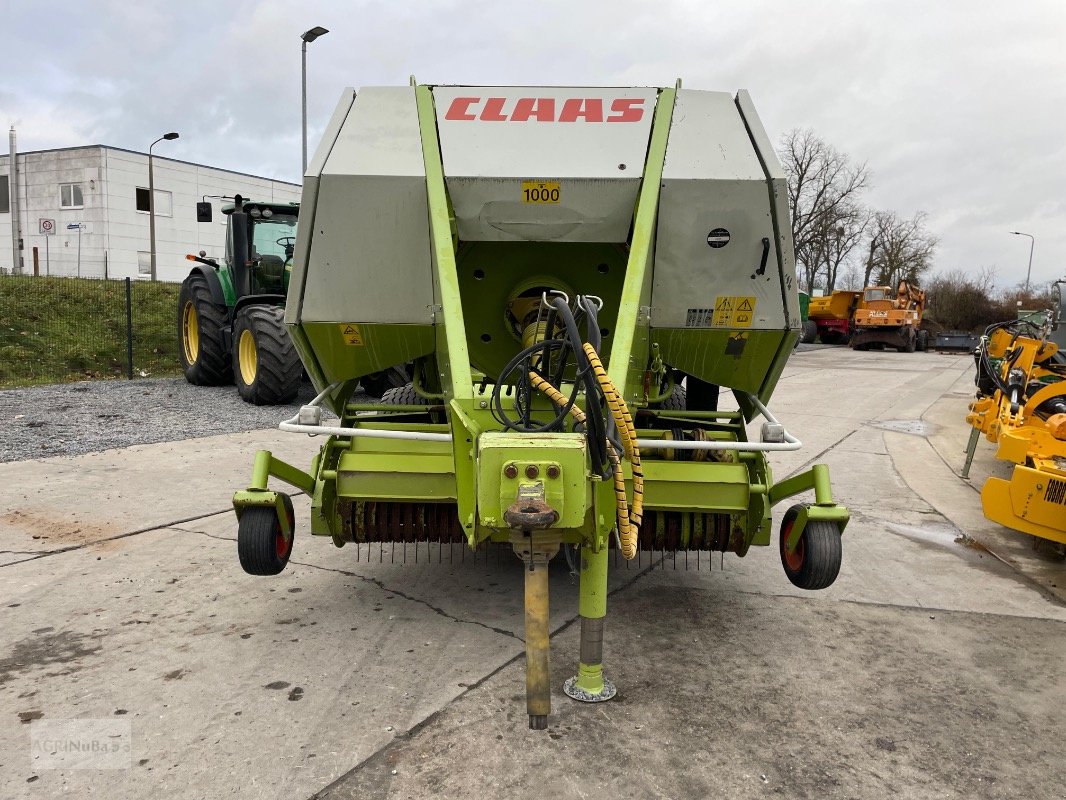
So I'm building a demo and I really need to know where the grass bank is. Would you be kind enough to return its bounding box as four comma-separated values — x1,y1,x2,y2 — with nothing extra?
0,275,183,387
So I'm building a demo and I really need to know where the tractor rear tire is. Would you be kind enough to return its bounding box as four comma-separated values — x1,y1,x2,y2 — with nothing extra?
800,320,818,344
779,506,842,590
178,274,232,385
233,306,301,405
238,496,295,576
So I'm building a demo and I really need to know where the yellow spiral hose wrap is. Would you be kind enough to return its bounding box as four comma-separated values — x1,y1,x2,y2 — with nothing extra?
581,344,644,534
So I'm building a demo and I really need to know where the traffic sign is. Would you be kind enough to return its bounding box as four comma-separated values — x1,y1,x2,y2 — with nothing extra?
66,223,83,230
39,218,55,235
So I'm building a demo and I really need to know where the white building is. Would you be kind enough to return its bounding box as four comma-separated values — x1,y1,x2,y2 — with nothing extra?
0,144,300,282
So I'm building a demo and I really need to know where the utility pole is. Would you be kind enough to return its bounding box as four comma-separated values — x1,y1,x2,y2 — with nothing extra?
148,132,179,281
1009,231,1035,294
9,127,22,274
301,26,329,174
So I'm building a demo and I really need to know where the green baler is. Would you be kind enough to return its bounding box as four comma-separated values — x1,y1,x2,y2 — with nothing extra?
232,83,849,729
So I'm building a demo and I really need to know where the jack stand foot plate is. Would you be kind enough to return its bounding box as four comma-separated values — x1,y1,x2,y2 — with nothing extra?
563,675,617,703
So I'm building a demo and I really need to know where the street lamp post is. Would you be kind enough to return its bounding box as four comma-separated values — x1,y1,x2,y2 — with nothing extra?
149,132,179,281
1009,230,1035,294
301,26,329,175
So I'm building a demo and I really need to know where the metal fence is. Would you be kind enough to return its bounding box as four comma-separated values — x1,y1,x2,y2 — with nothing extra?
0,274,183,387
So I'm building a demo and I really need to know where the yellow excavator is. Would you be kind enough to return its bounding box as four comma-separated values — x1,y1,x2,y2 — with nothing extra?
965,280,1066,545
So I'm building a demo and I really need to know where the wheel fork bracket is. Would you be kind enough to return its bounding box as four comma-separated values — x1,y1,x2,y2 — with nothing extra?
768,463,850,551
232,449,316,540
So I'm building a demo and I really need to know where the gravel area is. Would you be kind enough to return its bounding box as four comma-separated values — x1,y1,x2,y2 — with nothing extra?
0,377,363,463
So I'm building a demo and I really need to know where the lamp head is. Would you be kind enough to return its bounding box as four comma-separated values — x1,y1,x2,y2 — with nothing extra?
163,132,179,141
302,26,329,42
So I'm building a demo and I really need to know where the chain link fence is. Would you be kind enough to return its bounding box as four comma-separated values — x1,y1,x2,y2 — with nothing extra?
0,274,183,387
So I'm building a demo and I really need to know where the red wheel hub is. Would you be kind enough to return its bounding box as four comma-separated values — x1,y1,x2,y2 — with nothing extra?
782,520,805,571
275,528,288,559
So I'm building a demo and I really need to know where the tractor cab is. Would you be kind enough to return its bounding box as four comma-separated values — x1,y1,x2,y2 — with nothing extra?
220,196,299,298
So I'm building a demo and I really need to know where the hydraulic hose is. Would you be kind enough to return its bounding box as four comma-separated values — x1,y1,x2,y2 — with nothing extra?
582,343,643,533
529,372,638,560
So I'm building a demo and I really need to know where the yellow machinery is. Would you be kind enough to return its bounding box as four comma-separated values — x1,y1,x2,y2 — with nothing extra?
965,287,1066,544
852,280,928,352
807,290,861,344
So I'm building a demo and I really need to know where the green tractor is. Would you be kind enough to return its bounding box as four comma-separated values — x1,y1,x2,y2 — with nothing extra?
178,195,303,404
178,195,405,403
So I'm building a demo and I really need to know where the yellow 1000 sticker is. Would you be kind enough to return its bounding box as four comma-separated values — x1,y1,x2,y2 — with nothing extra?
521,181,560,204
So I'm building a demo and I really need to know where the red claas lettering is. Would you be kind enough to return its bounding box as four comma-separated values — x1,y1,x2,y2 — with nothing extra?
444,96,646,122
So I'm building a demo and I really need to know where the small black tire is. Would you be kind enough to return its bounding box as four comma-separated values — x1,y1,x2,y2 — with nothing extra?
233,305,301,405
915,330,929,352
238,496,295,576
800,320,818,344
178,273,232,385
653,384,687,410
780,506,842,590
381,383,426,407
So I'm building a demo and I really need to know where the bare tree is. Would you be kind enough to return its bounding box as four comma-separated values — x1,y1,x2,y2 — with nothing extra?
808,203,869,292
838,263,864,291
863,211,938,288
780,129,870,293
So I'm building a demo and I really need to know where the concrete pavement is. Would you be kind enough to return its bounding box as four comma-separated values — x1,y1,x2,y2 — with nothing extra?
1,346,1063,799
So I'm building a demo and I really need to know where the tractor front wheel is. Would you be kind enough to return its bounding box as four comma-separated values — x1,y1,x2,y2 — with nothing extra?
238,496,295,576
177,274,231,385
780,506,842,590
233,306,301,405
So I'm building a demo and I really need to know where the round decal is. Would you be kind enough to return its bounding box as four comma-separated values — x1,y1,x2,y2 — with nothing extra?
706,228,730,248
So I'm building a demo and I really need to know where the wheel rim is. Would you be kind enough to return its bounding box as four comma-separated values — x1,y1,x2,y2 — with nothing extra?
275,527,288,559
182,301,200,364
238,329,257,385
782,520,805,571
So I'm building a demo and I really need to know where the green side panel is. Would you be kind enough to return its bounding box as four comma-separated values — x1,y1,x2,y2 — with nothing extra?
301,321,435,385
455,241,628,380
654,328,788,396
798,291,810,322
638,460,751,512
337,434,457,501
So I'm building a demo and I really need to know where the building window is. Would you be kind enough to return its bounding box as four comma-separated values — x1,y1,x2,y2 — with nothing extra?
60,182,84,209
0,175,8,214
137,251,151,276
135,187,172,217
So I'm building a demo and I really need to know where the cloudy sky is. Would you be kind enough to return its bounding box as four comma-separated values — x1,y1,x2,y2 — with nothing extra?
4,0,1064,287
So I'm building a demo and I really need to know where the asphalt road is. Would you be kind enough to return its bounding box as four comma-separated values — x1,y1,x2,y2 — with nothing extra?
1,347,1063,799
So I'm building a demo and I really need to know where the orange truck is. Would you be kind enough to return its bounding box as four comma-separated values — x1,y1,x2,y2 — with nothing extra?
851,280,928,352
807,290,861,344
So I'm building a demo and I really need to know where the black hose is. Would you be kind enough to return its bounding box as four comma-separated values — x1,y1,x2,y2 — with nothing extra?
552,297,610,478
